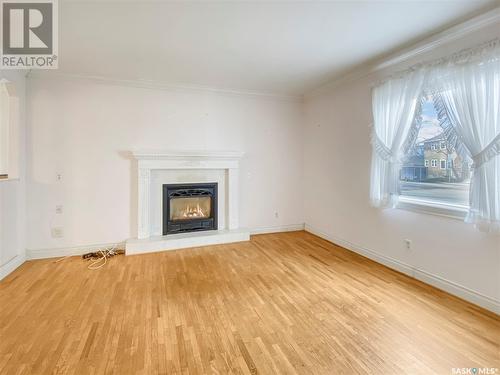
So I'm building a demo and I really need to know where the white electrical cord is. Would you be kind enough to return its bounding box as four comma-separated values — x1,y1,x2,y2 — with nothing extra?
87,246,116,270
51,246,121,269
53,255,72,263
87,249,107,270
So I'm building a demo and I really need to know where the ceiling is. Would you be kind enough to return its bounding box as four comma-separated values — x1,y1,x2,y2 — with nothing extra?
58,1,498,96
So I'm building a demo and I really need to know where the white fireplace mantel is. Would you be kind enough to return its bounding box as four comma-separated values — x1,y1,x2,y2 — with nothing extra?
132,149,245,161
126,150,249,255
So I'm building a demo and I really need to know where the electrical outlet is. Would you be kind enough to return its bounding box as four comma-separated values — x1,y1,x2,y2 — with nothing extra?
51,227,64,238
404,239,412,250
55,205,63,214
274,211,279,219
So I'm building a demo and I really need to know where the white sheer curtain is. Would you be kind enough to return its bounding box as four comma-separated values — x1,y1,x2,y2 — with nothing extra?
370,71,425,207
436,45,500,230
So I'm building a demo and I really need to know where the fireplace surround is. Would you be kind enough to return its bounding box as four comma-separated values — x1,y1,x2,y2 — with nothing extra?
163,183,218,235
126,150,250,255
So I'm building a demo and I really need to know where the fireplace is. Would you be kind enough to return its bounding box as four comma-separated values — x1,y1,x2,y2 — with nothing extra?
163,183,218,235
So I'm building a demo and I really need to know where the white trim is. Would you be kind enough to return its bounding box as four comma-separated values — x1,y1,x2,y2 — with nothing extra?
0,254,26,281
424,160,429,167
26,242,125,260
305,224,414,274
440,159,447,169
398,196,468,220
27,71,303,102
373,7,500,72
24,225,304,259
250,223,305,235
431,159,438,167
306,7,500,98
305,224,499,315
20,223,500,313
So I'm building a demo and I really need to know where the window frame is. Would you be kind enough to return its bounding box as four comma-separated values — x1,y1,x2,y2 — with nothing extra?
440,159,446,169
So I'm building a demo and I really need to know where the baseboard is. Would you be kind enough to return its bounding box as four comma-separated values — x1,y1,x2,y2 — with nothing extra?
305,224,500,315
25,224,306,259
250,223,305,235
17,225,499,314
26,242,126,260
0,254,26,281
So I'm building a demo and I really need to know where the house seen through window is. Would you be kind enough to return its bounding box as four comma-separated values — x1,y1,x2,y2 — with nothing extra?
399,94,472,206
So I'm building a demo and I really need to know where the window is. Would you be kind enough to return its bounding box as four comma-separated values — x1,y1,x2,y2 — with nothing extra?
399,94,472,207
371,43,499,226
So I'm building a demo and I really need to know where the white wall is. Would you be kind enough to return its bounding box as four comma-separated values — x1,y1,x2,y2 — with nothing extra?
26,77,304,251
0,71,26,280
303,23,500,312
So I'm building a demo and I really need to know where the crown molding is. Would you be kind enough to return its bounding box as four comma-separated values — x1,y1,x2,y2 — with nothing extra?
305,6,500,99
27,71,303,102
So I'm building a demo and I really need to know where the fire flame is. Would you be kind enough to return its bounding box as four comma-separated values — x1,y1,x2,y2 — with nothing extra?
182,203,207,218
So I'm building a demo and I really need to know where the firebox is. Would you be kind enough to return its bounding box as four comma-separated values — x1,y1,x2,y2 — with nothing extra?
163,183,218,235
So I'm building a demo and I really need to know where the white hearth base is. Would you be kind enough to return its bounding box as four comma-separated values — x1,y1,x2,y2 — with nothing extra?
126,229,250,255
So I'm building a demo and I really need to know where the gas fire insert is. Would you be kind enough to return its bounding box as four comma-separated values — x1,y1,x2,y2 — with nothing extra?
163,183,218,235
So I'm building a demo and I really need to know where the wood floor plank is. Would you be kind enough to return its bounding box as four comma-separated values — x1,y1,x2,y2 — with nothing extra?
0,231,498,374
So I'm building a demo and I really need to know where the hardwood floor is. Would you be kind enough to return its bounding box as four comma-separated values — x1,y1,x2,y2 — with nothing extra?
0,231,498,374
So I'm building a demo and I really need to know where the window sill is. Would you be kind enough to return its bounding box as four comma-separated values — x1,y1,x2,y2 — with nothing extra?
397,196,468,220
